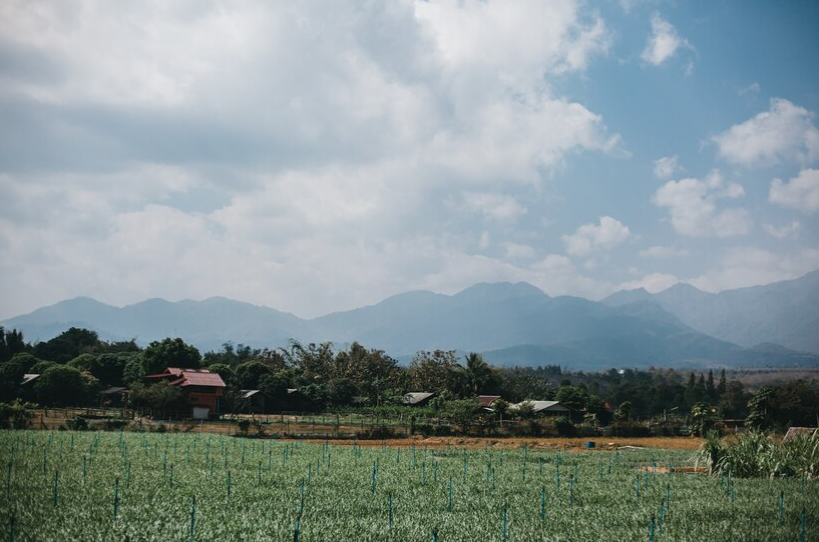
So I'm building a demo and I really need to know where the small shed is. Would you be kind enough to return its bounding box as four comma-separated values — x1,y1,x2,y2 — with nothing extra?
283,389,315,412
100,386,128,407
402,392,436,407
239,389,267,414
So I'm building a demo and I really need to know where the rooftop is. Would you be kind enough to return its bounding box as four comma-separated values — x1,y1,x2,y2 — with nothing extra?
402,392,435,405
477,395,501,407
511,400,569,413
145,367,226,388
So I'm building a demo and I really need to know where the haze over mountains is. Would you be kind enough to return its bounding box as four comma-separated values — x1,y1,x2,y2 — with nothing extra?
602,269,819,355
4,270,819,370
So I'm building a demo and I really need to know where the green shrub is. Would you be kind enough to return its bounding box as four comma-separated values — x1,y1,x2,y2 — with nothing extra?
237,419,251,435
0,400,36,429
554,415,575,437
65,416,89,431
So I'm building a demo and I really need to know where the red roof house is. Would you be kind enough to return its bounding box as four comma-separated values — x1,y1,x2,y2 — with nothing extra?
145,367,226,419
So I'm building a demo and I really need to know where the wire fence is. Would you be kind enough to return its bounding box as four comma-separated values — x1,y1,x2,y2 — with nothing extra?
30,407,697,439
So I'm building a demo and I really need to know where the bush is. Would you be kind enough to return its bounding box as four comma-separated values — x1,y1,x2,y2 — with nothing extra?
30,360,58,374
0,400,36,429
65,416,89,431
605,421,650,437
439,398,482,428
104,419,129,431
129,381,187,412
356,425,401,440
554,415,575,437
34,365,88,406
333,405,437,418
237,419,251,435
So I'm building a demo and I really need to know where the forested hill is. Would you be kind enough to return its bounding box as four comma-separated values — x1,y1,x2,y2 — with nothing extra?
3,274,819,370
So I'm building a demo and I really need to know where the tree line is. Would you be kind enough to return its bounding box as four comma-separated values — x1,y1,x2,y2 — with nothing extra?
1,326,816,431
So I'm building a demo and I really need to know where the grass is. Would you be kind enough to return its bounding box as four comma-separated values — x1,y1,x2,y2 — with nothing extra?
1,430,816,541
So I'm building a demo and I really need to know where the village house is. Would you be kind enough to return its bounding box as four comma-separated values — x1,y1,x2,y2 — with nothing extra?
144,367,226,419
511,400,571,417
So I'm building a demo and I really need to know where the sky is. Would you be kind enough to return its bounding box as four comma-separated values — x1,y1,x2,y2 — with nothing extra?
1,0,818,320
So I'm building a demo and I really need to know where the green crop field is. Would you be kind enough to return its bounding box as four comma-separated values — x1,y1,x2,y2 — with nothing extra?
1,430,815,541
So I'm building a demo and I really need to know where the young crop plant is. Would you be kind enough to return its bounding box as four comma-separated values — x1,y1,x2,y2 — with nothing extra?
0,430,816,541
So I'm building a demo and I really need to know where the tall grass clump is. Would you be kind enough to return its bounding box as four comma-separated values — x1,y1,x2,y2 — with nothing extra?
699,428,819,478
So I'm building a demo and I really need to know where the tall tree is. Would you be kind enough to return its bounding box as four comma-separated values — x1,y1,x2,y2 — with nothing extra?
233,361,272,389
409,350,466,396
33,365,90,406
281,340,334,382
555,385,589,410
33,327,102,363
706,370,716,399
746,387,775,430
716,368,727,396
0,327,26,363
142,338,201,375
463,352,493,395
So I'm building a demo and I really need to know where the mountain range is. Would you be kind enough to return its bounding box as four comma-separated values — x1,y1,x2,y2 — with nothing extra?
3,269,819,370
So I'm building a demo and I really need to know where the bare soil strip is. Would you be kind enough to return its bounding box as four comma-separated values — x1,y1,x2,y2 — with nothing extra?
291,435,705,451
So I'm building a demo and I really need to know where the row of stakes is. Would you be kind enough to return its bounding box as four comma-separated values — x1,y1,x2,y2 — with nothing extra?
3,436,813,541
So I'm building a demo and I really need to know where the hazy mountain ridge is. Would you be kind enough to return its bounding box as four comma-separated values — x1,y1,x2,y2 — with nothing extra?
5,295,303,350
603,269,819,354
3,274,819,369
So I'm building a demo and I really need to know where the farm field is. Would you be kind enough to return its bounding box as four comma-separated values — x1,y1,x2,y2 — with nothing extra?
1,430,815,541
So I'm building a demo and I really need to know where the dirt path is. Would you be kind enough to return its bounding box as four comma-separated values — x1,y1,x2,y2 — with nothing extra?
291,435,705,451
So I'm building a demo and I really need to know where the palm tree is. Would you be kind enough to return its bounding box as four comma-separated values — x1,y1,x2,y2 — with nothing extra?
463,353,493,395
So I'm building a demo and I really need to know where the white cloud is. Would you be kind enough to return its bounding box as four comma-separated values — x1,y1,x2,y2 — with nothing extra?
769,168,819,213
737,83,760,97
619,0,661,13
415,0,611,82
529,254,613,299
478,231,491,250
690,247,819,292
652,170,750,237
653,155,681,179
562,216,631,257
503,242,536,259
0,1,628,320
762,221,800,240
712,99,819,167
639,245,689,258
616,273,680,293
641,13,691,66
460,192,527,222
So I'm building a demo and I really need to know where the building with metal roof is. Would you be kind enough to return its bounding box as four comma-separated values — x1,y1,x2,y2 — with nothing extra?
510,400,571,416
402,392,435,406
145,367,226,419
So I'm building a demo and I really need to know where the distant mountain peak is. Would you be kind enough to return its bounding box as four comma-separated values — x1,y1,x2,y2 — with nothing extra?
129,297,174,307
454,281,545,301
3,269,818,364
602,287,653,306
55,296,113,308
661,282,703,294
